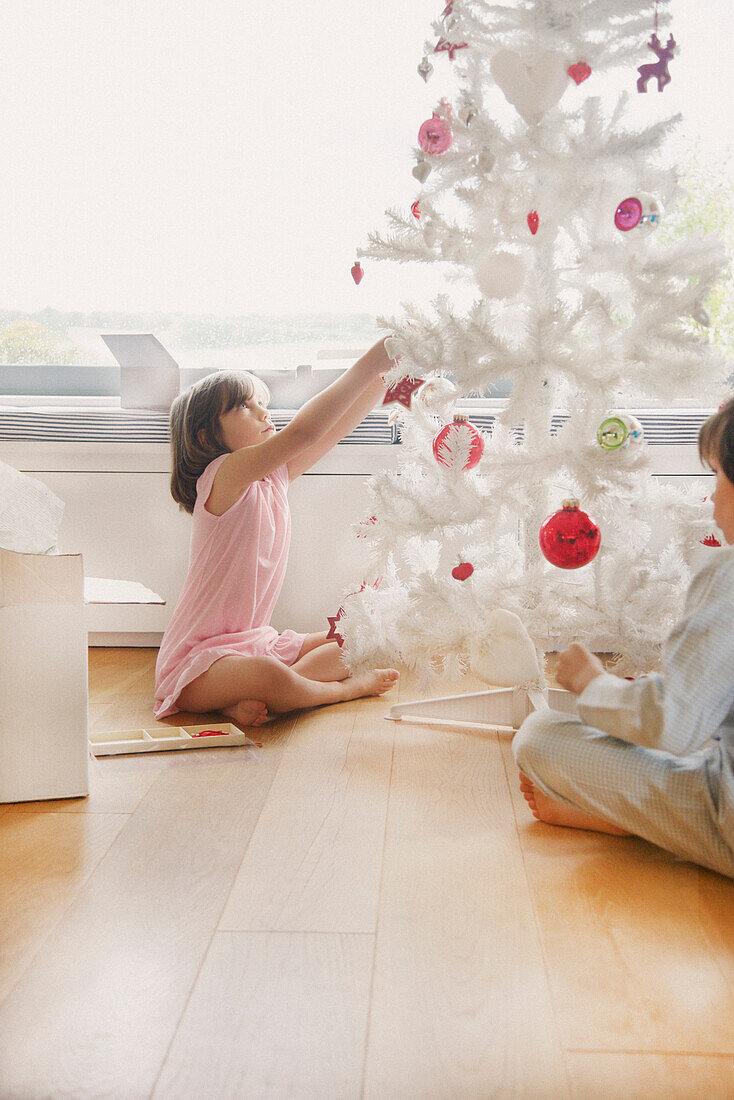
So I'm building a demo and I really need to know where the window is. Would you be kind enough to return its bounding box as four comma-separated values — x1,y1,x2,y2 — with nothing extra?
0,1,730,407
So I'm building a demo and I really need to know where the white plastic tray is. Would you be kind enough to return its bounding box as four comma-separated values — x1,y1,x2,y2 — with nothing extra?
89,723,258,757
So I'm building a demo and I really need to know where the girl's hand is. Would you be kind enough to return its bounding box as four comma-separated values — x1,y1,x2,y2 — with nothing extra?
555,642,604,696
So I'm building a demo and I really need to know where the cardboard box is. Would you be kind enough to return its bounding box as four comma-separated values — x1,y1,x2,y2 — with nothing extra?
0,549,89,803
0,551,165,804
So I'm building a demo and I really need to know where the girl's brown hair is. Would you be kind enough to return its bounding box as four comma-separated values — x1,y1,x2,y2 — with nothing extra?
169,370,270,514
698,398,734,483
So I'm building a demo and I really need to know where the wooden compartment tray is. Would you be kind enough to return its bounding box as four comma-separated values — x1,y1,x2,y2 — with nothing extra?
89,723,257,757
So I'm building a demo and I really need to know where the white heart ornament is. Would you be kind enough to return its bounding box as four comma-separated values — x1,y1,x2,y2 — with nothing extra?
412,161,432,184
475,251,525,299
470,609,543,687
490,49,568,125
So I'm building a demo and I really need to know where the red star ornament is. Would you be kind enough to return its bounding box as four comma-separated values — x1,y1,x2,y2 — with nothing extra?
326,607,346,647
383,376,426,409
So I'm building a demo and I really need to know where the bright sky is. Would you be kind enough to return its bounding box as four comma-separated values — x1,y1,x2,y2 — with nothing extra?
0,0,731,318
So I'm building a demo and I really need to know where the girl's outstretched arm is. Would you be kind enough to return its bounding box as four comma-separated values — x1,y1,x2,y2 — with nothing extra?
210,338,392,506
286,368,388,481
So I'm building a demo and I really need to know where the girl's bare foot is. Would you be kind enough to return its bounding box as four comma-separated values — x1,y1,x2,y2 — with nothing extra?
342,668,400,701
223,699,268,728
518,772,631,836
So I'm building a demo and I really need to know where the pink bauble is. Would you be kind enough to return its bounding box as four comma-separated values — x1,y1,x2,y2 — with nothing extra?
418,113,453,155
432,415,484,471
614,197,643,231
539,499,601,569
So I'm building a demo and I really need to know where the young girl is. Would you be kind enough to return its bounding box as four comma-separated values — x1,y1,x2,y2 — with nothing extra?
514,399,734,878
154,338,399,728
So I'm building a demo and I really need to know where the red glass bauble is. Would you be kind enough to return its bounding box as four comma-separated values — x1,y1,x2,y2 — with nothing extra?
539,499,601,569
433,415,484,470
418,113,453,155
451,561,474,580
614,197,643,231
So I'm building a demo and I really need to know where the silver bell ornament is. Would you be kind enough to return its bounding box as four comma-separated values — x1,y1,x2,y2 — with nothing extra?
475,148,496,174
692,304,711,326
417,57,434,82
638,192,665,231
423,224,438,248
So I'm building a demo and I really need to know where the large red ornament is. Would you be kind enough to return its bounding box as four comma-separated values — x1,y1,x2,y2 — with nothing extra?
432,415,484,471
418,113,453,155
539,499,601,569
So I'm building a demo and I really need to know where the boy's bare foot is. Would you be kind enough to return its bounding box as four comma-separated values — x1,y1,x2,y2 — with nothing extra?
223,699,269,728
518,772,631,836
342,668,400,700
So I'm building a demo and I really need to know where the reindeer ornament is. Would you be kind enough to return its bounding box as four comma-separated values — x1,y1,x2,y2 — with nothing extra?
637,33,676,93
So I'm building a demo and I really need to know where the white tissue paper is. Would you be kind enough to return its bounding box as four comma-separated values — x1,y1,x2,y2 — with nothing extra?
0,460,65,554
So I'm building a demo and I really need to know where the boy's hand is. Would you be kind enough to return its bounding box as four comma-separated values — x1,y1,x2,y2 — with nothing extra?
555,642,604,695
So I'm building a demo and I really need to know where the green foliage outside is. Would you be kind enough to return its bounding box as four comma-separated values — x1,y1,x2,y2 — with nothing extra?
0,319,95,366
662,147,734,360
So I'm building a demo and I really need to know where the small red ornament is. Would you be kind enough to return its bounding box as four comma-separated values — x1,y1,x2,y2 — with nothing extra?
326,607,346,647
356,514,378,539
527,210,539,235
701,534,722,547
350,261,364,285
451,561,474,581
432,415,484,471
383,376,426,409
568,62,592,84
539,499,601,570
411,201,421,220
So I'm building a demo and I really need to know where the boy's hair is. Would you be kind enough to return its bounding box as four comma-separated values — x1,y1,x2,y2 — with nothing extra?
169,370,271,514
699,398,734,483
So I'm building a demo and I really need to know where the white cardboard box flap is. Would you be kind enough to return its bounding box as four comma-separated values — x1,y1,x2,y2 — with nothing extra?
84,577,165,605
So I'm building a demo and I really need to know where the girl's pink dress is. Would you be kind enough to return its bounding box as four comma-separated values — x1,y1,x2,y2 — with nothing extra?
154,454,306,718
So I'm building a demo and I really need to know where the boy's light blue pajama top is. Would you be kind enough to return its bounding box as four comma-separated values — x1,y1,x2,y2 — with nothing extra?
513,547,734,877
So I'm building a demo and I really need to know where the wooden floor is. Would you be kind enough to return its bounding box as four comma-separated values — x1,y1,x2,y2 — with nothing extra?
2,650,734,1099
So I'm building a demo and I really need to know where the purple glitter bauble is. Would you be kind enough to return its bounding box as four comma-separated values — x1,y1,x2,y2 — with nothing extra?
614,197,643,231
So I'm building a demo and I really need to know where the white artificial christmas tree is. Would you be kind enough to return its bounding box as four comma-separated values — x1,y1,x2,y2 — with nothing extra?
339,0,731,687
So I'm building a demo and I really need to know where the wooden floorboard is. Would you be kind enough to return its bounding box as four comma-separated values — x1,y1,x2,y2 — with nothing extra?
500,736,734,1053
362,672,570,1099
3,650,734,1098
0,809,127,1004
219,697,394,934
0,721,290,1099
153,931,374,1099
565,1052,734,1099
